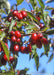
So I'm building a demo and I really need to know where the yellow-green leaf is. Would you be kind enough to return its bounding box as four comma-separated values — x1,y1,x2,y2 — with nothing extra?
16,0,24,5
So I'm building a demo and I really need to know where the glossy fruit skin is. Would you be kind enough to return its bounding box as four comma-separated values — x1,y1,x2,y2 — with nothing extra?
40,23,44,29
37,33,43,41
15,31,21,38
11,36,16,42
16,38,20,43
42,38,48,44
9,56,14,63
13,10,18,16
21,11,27,18
14,44,19,51
17,13,23,20
10,31,15,35
31,33,37,41
36,15,40,21
3,54,8,61
0,47,1,52
21,46,26,53
8,16,12,22
51,9,54,15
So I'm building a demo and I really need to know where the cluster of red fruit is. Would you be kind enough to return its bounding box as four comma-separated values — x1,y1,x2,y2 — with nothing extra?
13,10,27,20
10,30,32,53
29,33,48,49
10,30,21,51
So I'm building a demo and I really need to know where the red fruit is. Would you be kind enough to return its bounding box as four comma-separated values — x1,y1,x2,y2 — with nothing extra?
13,10,18,16
14,44,19,51
36,40,42,49
3,54,8,61
10,9,13,12
8,16,12,22
36,15,40,21
16,38,20,43
11,36,16,42
42,38,48,44
14,22,17,26
40,23,44,29
5,43,8,48
21,11,27,18
15,31,21,38
17,70,20,75
31,33,38,41
27,44,32,52
17,13,23,20
21,46,26,53
37,33,43,41
1,29,4,31
51,9,54,15
10,31,15,35
0,47,1,52
9,56,14,61
31,10,34,13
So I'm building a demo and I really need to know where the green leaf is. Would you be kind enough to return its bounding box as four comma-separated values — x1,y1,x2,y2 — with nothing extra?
44,42,50,56
32,45,37,55
45,0,54,3
27,11,40,24
0,32,5,40
38,0,45,9
8,19,15,33
44,29,54,35
0,71,14,75
47,54,53,63
16,0,24,5
45,6,54,10
34,53,39,71
0,41,9,60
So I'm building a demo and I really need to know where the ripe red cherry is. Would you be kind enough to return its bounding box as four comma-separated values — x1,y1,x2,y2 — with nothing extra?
1,29,4,32
36,15,40,21
11,36,16,42
3,54,8,61
15,31,21,38
38,33,43,40
9,56,14,62
8,16,12,22
42,38,48,44
13,10,18,16
14,44,19,51
16,38,20,43
21,11,27,18
31,33,38,41
51,9,54,15
10,31,15,35
40,23,44,29
21,46,26,53
17,13,23,20
0,47,1,52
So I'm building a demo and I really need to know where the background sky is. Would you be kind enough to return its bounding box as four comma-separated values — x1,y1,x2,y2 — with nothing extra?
1,0,54,75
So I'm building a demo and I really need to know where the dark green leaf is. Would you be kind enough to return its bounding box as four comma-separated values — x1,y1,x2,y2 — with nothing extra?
38,0,45,9
47,54,53,63
44,42,50,56
40,53,45,57
34,53,39,71
27,11,40,24
0,41,9,60
45,6,54,10
8,19,15,33
16,0,24,5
